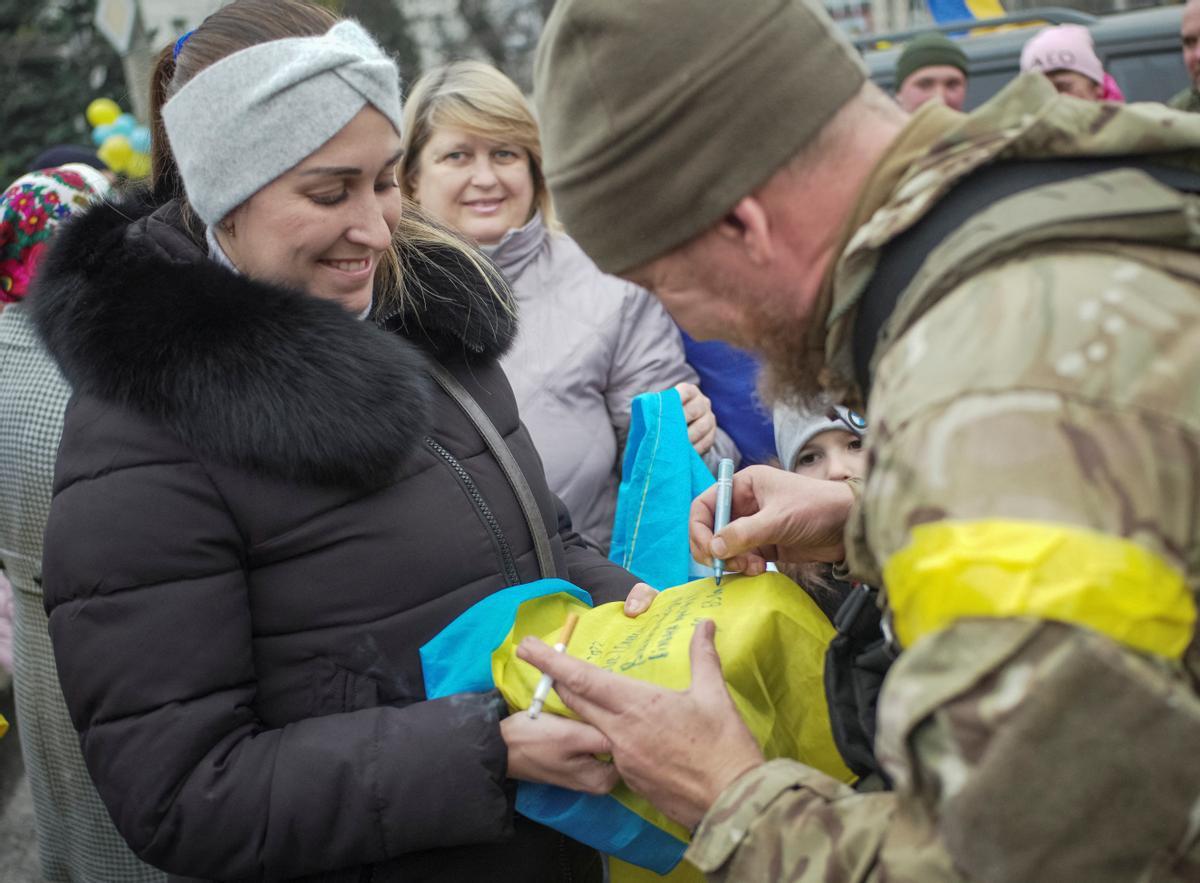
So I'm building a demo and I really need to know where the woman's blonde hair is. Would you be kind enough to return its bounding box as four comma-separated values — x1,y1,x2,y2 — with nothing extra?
399,60,557,230
374,199,513,324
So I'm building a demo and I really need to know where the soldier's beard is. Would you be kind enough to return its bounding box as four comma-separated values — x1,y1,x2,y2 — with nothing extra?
698,273,830,410
677,251,831,409
748,314,829,411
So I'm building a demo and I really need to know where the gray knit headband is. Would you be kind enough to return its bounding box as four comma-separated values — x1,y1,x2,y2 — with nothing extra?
163,20,403,226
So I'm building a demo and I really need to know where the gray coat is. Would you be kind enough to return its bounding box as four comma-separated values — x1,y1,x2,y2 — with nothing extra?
0,303,163,882
487,214,738,552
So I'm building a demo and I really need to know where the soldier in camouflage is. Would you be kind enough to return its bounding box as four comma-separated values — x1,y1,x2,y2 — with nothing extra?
517,0,1200,880
1170,0,1200,112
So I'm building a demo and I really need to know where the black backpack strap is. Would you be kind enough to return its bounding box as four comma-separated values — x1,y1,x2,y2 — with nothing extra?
852,158,1200,397
824,583,895,782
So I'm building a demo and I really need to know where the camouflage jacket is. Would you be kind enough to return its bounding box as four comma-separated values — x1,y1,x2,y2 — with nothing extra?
1170,86,1200,113
686,75,1200,882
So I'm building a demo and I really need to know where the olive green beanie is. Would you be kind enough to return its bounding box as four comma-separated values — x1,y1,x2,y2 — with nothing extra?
533,0,867,275
895,33,968,90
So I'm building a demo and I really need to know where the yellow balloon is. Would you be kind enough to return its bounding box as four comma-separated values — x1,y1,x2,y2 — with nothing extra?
86,97,121,128
98,134,133,173
125,151,152,180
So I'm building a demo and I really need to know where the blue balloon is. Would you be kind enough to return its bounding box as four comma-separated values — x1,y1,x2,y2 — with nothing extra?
91,123,115,146
112,113,137,136
130,125,151,154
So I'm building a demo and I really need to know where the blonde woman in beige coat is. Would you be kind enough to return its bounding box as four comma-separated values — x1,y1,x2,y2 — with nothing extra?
401,61,738,553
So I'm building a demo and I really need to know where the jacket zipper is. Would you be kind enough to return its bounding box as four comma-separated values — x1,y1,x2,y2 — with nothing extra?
425,436,521,586
558,832,573,882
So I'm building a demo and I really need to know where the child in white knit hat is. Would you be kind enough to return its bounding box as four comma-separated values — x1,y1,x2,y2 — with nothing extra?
774,401,888,781
772,401,867,618
774,403,866,481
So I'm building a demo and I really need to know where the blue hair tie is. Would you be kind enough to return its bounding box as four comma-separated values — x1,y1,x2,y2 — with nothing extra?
172,30,194,60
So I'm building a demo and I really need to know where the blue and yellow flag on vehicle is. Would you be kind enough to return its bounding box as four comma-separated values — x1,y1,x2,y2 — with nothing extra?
927,0,1004,24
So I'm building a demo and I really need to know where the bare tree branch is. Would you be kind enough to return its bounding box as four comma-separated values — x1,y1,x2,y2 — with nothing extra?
456,0,510,68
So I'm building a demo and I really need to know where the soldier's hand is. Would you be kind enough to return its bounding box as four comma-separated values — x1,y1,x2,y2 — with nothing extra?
517,620,763,830
690,464,852,572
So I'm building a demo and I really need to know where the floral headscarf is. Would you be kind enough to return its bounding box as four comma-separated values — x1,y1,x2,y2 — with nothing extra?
0,164,109,303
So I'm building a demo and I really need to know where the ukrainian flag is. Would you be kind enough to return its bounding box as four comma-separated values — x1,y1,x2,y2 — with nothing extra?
928,0,1004,23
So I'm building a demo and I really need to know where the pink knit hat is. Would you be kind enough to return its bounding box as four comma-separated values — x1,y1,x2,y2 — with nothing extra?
1020,24,1104,85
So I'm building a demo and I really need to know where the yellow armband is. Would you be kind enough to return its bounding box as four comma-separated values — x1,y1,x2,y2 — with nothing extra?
884,519,1195,659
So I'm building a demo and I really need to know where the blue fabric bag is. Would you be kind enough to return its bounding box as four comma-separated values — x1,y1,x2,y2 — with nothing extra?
419,578,689,873
609,389,715,590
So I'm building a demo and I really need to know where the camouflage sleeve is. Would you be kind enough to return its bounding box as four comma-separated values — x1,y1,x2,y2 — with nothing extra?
684,760,900,882
1168,87,1200,113
851,247,1200,882
688,248,1200,882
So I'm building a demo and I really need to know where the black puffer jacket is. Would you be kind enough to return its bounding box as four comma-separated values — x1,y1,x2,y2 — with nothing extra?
31,195,637,882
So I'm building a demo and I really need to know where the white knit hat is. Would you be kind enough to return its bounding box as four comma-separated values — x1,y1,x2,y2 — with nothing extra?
774,402,865,472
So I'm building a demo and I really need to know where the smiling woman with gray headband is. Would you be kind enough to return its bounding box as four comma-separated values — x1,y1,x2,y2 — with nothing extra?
28,1,647,880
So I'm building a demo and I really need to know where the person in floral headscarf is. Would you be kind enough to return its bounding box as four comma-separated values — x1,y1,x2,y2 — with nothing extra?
0,165,106,307
0,165,159,882
0,164,109,669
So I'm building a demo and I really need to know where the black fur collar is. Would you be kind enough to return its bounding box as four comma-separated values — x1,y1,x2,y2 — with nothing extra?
31,193,512,487
378,239,517,358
